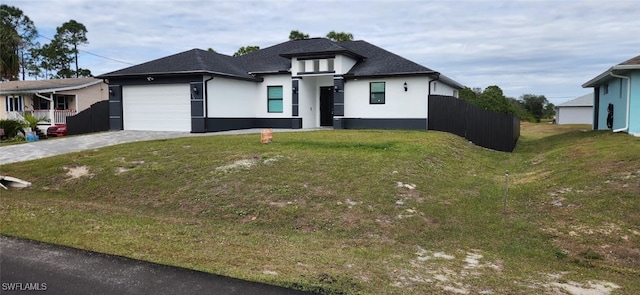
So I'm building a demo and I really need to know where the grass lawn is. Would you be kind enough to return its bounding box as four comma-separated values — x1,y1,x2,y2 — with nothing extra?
1,123,638,294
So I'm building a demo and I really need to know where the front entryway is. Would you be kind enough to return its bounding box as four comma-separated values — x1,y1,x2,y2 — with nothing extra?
319,86,334,126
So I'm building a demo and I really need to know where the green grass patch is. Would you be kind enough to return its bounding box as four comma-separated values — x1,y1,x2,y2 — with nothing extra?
1,125,639,294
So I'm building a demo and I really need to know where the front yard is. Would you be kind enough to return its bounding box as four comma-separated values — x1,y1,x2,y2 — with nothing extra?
1,124,638,294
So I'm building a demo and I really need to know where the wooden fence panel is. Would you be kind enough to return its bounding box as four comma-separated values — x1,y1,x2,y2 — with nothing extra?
67,100,109,136
428,95,520,152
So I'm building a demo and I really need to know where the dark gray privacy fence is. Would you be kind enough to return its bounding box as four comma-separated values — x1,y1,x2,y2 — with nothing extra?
67,100,110,135
428,95,520,152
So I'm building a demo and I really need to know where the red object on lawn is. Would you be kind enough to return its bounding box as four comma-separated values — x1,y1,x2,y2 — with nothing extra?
47,125,67,137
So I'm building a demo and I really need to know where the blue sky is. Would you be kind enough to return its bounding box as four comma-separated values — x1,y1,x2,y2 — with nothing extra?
7,0,640,105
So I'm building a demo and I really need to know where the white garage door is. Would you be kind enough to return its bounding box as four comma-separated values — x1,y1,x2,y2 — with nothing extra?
122,84,191,131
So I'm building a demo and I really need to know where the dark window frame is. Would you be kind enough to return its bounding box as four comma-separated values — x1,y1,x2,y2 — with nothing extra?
267,85,284,113
370,82,385,104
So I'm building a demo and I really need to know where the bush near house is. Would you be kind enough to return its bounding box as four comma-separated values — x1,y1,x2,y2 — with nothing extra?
22,113,50,130
0,119,26,139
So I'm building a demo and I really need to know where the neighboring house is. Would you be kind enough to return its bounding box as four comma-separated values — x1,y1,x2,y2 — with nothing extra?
582,54,640,136
98,38,463,132
555,93,593,125
0,77,108,127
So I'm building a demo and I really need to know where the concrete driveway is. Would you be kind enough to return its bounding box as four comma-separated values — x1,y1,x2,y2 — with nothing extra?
0,129,306,165
0,235,314,295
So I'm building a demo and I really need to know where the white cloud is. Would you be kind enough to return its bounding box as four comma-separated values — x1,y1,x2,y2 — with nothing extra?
7,0,640,104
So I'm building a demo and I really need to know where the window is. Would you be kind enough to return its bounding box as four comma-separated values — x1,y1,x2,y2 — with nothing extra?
328,59,335,71
603,83,609,95
5,96,23,111
55,95,70,110
620,78,623,97
433,82,437,92
298,60,305,73
453,90,459,98
267,86,283,113
370,82,385,104
39,98,49,110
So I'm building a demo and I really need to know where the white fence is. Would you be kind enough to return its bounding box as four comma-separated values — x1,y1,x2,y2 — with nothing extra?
7,110,78,125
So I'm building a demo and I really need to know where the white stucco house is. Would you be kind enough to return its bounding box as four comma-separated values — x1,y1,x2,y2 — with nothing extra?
98,38,464,132
555,93,593,125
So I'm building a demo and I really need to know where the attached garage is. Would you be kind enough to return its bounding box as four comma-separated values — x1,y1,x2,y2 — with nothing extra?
122,84,191,131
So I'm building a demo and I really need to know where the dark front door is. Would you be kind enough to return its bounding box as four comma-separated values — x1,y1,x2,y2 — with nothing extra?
320,86,334,126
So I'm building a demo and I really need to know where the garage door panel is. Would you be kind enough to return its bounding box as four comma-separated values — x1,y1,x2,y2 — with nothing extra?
123,84,191,131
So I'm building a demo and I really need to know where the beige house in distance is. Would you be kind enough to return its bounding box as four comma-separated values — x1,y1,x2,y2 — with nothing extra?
0,78,107,127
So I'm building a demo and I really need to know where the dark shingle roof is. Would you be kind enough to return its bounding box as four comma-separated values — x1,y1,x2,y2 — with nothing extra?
99,49,259,81
234,41,295,74
236,38,435,77
234,38,363,74
99,38,462,88
279,38,363,59
338,40,435,77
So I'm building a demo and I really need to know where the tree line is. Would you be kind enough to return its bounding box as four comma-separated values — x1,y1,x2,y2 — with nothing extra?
459,86,555,122
1,4,90,81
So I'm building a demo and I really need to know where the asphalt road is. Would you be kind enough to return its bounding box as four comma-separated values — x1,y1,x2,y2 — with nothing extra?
0,236,314,295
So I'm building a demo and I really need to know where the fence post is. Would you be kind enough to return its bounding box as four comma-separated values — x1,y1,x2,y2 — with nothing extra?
503,170,509,214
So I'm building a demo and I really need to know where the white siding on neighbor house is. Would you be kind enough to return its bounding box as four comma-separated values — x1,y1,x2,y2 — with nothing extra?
58,83,107,111
557,106,593,125
207,77,257,117
431,81,458,97
122,84,190,131
255,75,292,117
343,76,430,118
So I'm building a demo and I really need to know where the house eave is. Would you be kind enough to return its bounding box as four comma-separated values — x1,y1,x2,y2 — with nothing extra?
343,71,464,89
97,70,261,82
343,71,437,79
613,64,640,70
0,80,103,95
247,70,290,76
582,65,640,88
582,67,613,88
280,50,364,61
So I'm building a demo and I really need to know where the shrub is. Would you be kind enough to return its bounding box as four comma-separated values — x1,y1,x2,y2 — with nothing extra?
0,119,26,139
22,113,49,129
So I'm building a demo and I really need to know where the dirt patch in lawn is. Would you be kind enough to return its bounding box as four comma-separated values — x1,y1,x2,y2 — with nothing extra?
390,247,502,294
215,156,283,173
540,273,620,295
64,166,92,179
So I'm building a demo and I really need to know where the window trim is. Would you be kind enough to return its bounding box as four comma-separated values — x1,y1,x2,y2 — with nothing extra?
369,82,385,104
267,85,284,113
5,96,23,112
619,78,623,98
